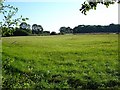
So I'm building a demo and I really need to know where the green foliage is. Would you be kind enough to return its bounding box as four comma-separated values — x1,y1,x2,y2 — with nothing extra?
0,2,29,36
32,24,43,34
2,27,15,37
50,31,57,35
1,3,19,27
59,27,73,34
59,24,120,34
80,0,118,15
42,31,50,36
21,17,29,22
2,34,119,89
13,29,30,36
73,24,120,34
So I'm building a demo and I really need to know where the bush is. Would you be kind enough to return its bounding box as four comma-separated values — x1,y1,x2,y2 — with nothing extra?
50,31,57,35
13,29,30,36
2,27,15,37
42,31,50,36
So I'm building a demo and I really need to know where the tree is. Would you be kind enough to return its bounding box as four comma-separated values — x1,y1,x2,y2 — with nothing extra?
20,22,28,30
59,27,73,34
50,31,57,35
43,31,50,35
32,24,43,34
19,22,31,34
72,24,120,34
32,24,38,34
37,25,43,34
80,0,119,15
0,1,29,36
66,27,73,33
59,27,66,34
20,22,31,30
27,24,31,30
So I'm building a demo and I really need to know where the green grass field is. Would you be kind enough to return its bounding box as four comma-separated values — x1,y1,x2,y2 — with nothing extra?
2,34,120,89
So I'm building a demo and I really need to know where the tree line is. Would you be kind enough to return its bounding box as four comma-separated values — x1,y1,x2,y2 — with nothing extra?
1,22,60,37
2,23,120,37
59,24,120,34
2,22,52,36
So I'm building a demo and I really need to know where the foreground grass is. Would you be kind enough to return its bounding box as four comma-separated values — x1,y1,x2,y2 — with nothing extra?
2,34,119,89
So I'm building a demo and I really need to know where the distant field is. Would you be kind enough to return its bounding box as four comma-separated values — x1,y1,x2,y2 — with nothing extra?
2,34,119,89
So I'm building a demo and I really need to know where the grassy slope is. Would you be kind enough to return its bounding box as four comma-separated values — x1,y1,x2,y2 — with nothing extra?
2,34,119,89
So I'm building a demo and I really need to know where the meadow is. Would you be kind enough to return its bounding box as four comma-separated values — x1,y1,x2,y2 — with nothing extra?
2,34,120,89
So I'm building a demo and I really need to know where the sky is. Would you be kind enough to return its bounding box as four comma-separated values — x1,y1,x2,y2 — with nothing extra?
1,0,118,32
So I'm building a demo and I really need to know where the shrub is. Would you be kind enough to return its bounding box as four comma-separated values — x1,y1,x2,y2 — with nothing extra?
13,29,30,36
2,27,15,37
50,31,57,35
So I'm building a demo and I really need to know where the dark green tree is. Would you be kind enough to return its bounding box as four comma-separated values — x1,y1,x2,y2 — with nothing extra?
59,27,73,34
20,22,28,29
32,24,43,34
12,22,32,36
72,24,120,33
32,24,38,34
37,25,43,34
50,31,57,35
59,27,66,34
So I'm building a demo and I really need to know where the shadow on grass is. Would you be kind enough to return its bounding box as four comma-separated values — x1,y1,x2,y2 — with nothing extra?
2,53,120,89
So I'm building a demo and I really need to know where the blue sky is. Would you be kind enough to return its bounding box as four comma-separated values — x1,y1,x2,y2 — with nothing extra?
2,1,118,32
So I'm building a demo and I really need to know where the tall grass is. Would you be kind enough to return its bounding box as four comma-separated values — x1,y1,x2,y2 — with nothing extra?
2,34,119,89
